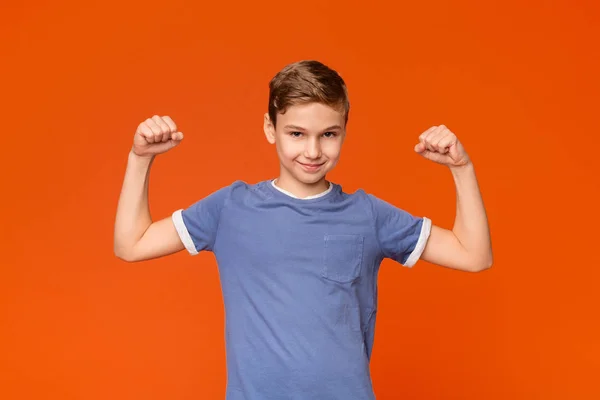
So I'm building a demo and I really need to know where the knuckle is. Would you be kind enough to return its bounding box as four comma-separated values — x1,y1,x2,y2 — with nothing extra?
163,116,176,130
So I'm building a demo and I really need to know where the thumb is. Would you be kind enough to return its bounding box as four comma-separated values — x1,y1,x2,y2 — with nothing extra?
418,150,449,164
169,131,184,147
414,142,426,153
170,131,184,141
147,132,184,154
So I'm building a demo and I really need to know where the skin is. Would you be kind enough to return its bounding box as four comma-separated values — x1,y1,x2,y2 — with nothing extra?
263,102,346,198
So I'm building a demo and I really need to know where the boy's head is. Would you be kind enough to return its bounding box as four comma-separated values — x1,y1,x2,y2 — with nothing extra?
264,60,350,187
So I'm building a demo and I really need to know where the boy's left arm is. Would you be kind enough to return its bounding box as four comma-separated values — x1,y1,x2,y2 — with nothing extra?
414,125,493,272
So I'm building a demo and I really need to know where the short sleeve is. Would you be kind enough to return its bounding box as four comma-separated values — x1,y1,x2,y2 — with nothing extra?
367,194,432,267
172,185,231,255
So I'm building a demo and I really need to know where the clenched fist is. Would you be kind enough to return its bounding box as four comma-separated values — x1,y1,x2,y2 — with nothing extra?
414,124,470,168
132,115,184,158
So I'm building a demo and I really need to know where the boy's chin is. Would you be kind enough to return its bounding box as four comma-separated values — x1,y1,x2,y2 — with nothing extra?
293,171,328,185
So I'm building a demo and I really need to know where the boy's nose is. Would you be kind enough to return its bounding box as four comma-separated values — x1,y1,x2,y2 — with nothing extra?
304,139,322,159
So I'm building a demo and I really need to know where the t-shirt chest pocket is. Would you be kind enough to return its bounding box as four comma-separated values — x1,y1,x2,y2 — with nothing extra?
322,234,365,283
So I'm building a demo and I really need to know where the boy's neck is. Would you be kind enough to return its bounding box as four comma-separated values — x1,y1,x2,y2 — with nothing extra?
273,174,331,199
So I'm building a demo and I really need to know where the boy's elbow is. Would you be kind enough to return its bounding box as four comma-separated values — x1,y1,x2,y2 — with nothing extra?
114,249,130,262
114,245,136,263
470,255,493,272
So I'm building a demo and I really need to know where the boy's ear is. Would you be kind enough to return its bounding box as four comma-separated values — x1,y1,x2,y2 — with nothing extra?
263,113,276,144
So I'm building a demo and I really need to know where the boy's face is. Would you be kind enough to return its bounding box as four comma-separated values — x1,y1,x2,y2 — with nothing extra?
264,102,346,186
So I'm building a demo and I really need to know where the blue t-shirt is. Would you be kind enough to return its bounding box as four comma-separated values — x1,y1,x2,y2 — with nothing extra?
172,179,432,400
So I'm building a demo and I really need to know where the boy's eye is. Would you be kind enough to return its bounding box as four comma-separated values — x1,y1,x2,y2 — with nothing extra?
288,131,337,138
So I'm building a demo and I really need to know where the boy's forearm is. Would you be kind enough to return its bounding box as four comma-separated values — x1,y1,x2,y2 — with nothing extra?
449,162,493,269
113,150,155,259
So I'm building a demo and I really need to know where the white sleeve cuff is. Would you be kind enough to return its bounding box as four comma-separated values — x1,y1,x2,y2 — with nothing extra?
403,217,432,267
172,209,199,256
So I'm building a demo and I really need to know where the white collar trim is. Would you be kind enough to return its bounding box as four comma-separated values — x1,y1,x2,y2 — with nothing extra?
271,179,332,199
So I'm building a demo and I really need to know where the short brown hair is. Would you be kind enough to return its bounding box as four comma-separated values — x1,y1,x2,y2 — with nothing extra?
268,60,350,127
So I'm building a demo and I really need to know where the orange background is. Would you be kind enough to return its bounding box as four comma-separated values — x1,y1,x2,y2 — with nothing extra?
1,0,599,399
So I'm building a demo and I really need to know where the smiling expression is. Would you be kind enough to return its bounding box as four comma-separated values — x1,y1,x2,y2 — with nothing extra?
264,102,346,194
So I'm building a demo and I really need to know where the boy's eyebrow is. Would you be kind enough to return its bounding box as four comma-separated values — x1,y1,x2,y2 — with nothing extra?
284,124,343,131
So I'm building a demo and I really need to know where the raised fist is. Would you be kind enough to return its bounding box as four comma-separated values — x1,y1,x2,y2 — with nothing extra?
414,124,470,168
132,115,184,158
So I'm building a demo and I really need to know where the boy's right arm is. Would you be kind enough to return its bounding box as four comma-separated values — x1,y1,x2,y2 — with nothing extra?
113,115,185,262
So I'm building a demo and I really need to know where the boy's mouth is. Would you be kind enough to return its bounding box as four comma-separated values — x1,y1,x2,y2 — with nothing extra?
297,161,325,171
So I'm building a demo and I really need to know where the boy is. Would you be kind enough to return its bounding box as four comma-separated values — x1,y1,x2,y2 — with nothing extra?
114,60,492,399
